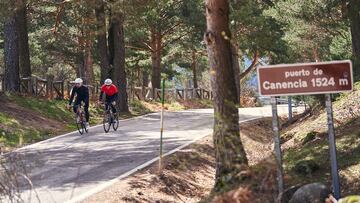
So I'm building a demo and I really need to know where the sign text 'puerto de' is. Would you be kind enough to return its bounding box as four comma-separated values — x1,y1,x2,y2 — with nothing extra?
258,60,353,96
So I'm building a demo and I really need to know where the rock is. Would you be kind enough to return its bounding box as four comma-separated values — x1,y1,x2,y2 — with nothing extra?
279,185,301,203
294,160,320,175
289,183,331,203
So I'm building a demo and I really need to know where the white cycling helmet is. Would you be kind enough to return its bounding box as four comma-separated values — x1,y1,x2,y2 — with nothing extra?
74,78,83,84
104,78,112,85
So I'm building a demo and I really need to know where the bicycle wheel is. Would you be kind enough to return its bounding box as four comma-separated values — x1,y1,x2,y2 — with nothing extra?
112,112,119,131
76,115,84,135
82,122,88,133
103,112,111,133
81,112,88,133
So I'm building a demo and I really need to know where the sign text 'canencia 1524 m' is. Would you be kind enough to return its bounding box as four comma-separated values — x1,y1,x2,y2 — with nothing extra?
257,60,353,96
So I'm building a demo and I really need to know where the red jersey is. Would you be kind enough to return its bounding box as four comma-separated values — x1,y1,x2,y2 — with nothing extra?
101,84,118,96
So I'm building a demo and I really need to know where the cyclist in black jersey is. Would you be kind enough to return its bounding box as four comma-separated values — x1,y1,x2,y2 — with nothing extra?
68,78,90,128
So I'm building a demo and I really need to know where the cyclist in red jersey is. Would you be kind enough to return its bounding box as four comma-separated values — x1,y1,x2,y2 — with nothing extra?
99,79,118,113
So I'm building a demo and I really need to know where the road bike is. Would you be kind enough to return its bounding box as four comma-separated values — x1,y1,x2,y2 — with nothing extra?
102,102,119,133
72,104,88,135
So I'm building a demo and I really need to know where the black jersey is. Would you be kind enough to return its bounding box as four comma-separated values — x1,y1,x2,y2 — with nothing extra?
69,85,89,105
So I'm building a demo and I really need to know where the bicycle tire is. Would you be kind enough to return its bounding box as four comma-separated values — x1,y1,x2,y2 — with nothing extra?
76,116,84,135
112,112,119,131
103,112,111,133
82,112,88,133
82,122,88,133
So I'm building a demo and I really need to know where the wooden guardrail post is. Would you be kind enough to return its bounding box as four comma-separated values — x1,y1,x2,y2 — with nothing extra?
28,77,32,95
47,75,54,99
34,77,38,96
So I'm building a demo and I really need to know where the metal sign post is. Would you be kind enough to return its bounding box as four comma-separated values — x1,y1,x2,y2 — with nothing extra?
159,79,165,173
325,94,341,199
288,96,293,122
271,97,284,196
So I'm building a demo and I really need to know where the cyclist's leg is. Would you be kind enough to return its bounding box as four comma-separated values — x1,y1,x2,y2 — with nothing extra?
83,99,90,122
105,96,111,112
109,95,117,113
73,100,81,114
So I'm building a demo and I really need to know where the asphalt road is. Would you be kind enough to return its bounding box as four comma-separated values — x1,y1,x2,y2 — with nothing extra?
4,106,293,203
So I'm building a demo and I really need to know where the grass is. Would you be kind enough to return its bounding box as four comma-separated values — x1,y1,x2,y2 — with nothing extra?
8,95,74,122
0,112,54,148
129,100,153,116
166,101,186,111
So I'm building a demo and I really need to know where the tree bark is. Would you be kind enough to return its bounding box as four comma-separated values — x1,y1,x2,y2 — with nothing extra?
204,0,248,189
83,39,94,85
110,12,129,112
231,44,240,103
108,16,114,68
16,0,31,78
4,15,20,92
142,69,149,87
150,28,162,89
349,0,360,58
348,0,360,79
192,50,198,89
95,2,110,83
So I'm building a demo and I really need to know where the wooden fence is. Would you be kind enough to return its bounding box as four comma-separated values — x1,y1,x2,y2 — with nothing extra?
127,87,213,101
17,76,66,99
0,75,213,101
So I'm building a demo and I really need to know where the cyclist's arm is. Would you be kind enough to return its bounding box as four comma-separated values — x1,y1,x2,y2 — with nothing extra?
69,88,75,105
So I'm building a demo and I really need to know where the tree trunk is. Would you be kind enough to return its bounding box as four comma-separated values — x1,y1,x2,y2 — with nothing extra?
108,16,114,67
150,28,162,89
16,0,31,78
136,64,142,86
110,12,129,112
77,61,84,79
83,40,94,85
4,15,20,92
231,44,240,103
349,0,360,58
95,2,110,83
349,0,360,79
192,50,198,89
142,69,149,87
204,0,248,189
